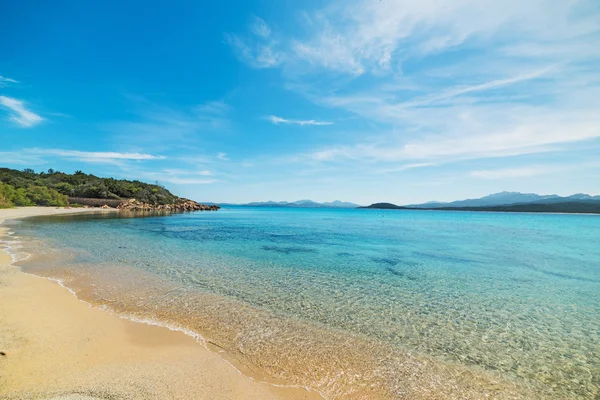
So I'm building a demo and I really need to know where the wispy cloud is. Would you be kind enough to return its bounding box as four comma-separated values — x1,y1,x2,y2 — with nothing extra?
286,0,596,76
217,152,229,161
304,109,600,164
195,100,231,116
379,163,436,173
0,151,46,165
0,75,19,87
469,161,600,180
391,67,555,109
250,15,271,38
161,177,218,185
470,166,549,180
137,169,217,185
225,16,282,69
267,115,333,126
226,0,600,172
27,148,165,162
107,96,233,149
162,168,213,176
225,34,281,69
0,96,44,127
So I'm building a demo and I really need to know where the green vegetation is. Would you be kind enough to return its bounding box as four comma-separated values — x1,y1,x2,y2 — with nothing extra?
0,168,178,208
0,181,67,208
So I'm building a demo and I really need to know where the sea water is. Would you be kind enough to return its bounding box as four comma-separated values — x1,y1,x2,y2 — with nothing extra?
7,207,600,399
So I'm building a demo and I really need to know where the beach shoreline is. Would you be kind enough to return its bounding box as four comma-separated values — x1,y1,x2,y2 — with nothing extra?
0,207,322,400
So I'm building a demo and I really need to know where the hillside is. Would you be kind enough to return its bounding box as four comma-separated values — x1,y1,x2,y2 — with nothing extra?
0,167,178,208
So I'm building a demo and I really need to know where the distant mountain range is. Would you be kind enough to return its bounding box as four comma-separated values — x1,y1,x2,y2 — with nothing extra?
405,192,600,208
214,192,600,214
363,192,600,214
220,200,361,208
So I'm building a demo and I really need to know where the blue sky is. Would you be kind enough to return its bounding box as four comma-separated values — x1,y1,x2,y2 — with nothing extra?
1,0,599,205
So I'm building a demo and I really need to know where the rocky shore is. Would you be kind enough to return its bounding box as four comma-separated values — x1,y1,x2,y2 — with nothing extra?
116,198,220,211
72,197,220,212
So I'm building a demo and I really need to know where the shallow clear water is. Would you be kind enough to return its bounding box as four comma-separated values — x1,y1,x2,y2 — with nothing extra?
8,207,600,399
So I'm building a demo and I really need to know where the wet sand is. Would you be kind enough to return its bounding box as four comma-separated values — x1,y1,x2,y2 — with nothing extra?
0,208,321,400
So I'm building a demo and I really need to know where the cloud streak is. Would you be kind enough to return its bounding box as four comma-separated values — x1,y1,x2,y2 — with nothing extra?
107,96,233,150
137,169,217,185
225,16,283,69
267,115,333,126
469,161,600,180
305,108,600,164
250,16,271,38
0,96,44,127
470,166,549,180
27,148,166,162
0,75,19,87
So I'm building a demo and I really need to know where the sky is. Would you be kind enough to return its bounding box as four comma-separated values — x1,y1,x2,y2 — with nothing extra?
1,0,600,205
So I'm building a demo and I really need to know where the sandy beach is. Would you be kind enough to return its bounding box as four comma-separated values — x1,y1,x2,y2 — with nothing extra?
0,207,321,400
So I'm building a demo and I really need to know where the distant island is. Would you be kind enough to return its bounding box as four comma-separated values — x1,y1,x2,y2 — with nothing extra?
362,192,600,214
0,168,218,211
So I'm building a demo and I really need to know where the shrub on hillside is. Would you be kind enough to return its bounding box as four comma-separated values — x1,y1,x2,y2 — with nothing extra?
24,185,69,206
0,182,36,207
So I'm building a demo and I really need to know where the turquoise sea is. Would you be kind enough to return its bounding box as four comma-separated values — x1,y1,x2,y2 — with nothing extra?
7,207,600,399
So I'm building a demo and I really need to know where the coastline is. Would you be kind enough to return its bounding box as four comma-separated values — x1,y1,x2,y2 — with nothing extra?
0,207,321,400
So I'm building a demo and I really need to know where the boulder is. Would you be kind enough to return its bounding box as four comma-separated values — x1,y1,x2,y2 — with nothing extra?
116,198,220,212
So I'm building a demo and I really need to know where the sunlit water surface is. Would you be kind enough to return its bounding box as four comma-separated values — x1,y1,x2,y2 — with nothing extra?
6,207,600,399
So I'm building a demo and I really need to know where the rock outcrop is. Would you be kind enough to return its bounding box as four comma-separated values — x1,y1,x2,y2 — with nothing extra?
116,198,220,212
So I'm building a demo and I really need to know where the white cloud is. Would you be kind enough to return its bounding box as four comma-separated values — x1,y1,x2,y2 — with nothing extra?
224,33,282,69
469,161,600,180
305,108,600,164
27,148,165,162
379,163,436,173
0,96,43,127
225,17,283,69
470,166,548,180
195,100,230,116
287,0,597,76
162,168,213,176
391,67,555,109
267,115,333,126
137,169,217,185
217,152,229,160
224,0,600,173
0,75,19,87
108,96,233,149
250,16,271,38
0,151,45,165
159,177,217,185
250,1,600,169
